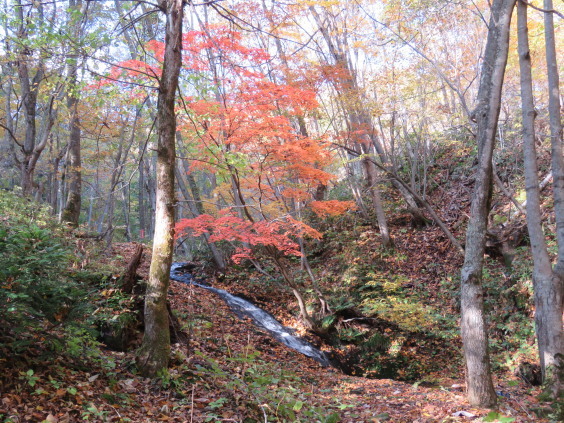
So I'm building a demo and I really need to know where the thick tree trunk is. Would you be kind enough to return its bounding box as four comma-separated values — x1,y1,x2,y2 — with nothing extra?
543,0,564,279
544,0,564,395
122,243,144,294
61,74,82,225
15,0,51,196
543,3,564,394
460,0,516,407
61,0,83,226
137,0,183,378
519,1,563,395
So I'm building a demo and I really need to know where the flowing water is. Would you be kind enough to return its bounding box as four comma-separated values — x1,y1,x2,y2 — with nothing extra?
170,263,333,367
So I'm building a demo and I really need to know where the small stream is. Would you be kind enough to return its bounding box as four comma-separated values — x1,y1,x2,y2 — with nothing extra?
170,263,333,367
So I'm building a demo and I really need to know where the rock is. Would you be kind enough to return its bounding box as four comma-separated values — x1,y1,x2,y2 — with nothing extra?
452,410,476,418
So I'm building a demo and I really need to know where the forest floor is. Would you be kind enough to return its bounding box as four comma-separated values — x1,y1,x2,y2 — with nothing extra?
0,238,551,423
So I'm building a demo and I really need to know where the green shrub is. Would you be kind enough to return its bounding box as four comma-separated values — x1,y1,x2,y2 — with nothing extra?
0,191,91,354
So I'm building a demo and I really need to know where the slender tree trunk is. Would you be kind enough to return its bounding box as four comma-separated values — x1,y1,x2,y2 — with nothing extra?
49,143,66,213
519,0,563,395
96,137,123,233
87,184,94,228
272,254,316,330
2,62,17,182
121,181,132,242
460,0,516,407
137,0,183,378
176,166,226,270
138,149,146,238
299,238,331,315
361,143,391,246
340,144,464,254
176,131,227,269
340,151,370,218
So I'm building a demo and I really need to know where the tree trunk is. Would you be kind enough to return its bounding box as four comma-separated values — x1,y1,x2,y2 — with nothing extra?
176,166,226,270
96,136,123,234
340,144,464,254
361,143,392,247
460,0,516,407
61,0,83,226
535,0,564,398
272,254,316,330
138,150,146,239
145,155,157,239
61,75,81,225
519,0,563,396
122,243,144,294
136,0,184,378
543,0,564,279
15,0,51,196
299,238,331,316
121,181,132,242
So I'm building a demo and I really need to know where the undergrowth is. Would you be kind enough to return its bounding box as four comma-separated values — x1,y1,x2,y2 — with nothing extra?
0,191,133,381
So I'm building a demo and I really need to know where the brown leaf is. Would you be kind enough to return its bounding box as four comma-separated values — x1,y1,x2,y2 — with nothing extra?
43,413,58,423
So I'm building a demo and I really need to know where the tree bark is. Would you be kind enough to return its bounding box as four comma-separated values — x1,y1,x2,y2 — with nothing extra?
361,143,391,247
543,0,564,280
14,0,55,196
460,0,516,407
176,165,226,270
519,0,563,396
136,0,184,378
61,80,81,224
61,0,84,226
543,3,564,392
122,243,144,294
138,150,146,238
272,254,316,330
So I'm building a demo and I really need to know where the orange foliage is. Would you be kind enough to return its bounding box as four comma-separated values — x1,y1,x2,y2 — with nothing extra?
175,209,322,261
310,200,357,217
